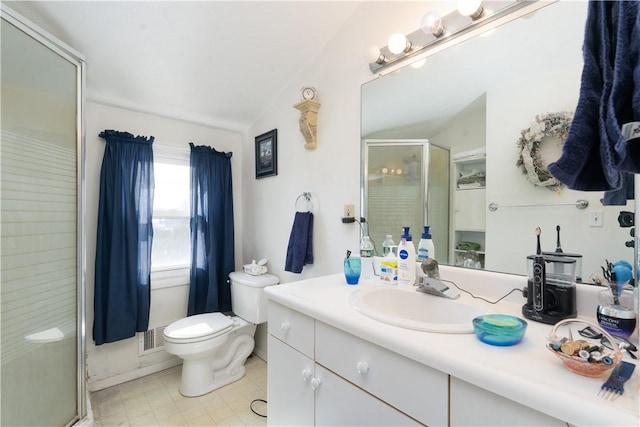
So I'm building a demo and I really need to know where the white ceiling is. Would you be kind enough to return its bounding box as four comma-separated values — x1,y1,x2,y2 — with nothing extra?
4,1,362,132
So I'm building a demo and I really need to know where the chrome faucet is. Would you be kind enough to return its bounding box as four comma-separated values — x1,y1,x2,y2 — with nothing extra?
416,259,460,299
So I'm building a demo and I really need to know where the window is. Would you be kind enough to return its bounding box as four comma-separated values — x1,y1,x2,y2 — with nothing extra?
152,148,190,272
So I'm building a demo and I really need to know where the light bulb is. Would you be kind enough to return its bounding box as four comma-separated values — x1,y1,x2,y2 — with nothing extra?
388,33,410,54
396,169,403,175
366,46,385,64
457,0,484,20
421,11,444,37
381,167,388,174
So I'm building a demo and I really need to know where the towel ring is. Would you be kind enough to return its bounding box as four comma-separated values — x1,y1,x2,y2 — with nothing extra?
295,192,313,212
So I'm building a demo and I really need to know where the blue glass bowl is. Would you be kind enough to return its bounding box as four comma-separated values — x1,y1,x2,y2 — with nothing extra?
472,314,527,346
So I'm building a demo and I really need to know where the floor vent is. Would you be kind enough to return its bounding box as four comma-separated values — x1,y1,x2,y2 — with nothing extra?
139,325,167,356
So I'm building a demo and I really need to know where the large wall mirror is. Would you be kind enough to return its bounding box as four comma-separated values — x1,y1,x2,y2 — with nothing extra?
361,1,635,280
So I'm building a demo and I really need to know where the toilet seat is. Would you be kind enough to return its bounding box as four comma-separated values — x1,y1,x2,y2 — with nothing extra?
164,312,234,344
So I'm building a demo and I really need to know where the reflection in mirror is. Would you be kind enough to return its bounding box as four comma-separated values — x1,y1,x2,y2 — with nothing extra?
363,140,450,260
361,1,635,279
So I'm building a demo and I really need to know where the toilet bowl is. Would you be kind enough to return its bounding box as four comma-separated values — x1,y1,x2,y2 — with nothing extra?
163,271,279,397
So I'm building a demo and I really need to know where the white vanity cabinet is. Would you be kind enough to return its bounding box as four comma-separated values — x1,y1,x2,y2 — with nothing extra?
449,377,566,426
267,301,425,426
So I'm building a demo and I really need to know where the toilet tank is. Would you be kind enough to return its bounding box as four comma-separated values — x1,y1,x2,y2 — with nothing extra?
229,271,279,324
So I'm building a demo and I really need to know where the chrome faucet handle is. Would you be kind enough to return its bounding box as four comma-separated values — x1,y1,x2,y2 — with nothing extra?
421,258,440,278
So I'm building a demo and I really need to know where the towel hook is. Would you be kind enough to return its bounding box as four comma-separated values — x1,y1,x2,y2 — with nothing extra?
295,192,313,212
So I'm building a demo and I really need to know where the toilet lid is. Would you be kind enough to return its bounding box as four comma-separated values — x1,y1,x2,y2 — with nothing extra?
163,312,233,342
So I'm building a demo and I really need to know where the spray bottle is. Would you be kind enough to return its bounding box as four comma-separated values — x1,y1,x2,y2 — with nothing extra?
397,226,416,286
417,226,435,261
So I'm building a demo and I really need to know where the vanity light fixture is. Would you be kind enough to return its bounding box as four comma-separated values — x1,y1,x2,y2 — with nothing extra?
368,0,543,74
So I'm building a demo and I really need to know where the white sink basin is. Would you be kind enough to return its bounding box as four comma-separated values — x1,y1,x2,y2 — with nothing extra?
349,286,486,333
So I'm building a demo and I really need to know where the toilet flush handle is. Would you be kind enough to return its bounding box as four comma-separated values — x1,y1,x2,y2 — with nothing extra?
280,321,291,333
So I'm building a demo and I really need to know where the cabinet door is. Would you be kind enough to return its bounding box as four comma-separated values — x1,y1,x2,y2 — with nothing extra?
454,188,486,231
450,377,566,426
314,365,419,426
267,335,314,426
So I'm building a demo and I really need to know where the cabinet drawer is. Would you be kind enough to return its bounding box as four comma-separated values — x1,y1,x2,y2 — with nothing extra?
268,301,314,358
316,322,448,426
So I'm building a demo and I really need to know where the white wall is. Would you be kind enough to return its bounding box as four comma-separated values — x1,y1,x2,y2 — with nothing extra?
85,102,243,390
243,1,436,354
83,1,462,389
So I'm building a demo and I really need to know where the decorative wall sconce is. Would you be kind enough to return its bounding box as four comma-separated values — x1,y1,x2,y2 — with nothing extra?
294,87,321,149
368,0,543,74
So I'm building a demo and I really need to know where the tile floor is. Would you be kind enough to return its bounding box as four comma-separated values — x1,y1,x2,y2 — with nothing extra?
90,356,268,426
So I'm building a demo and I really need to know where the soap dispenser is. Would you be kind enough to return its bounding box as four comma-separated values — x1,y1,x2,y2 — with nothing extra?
397,226,416,286
417,226,435,261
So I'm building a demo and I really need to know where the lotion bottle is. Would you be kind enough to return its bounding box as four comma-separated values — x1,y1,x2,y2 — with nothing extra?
397,226,416,286
417,226,435,261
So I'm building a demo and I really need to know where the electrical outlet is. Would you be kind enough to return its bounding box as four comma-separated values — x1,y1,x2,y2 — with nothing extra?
344,204,355,218
589,211,603,227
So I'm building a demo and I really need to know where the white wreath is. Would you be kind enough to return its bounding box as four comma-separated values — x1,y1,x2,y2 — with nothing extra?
516,112,573,192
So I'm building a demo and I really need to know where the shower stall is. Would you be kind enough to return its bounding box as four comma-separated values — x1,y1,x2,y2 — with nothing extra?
1,6,86,426
362,139,450,263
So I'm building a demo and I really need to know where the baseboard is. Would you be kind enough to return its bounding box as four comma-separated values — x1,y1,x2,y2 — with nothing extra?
87,357,182,392
253,347,267,363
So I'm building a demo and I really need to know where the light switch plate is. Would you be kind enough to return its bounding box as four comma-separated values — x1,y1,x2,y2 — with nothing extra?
589,211,603,227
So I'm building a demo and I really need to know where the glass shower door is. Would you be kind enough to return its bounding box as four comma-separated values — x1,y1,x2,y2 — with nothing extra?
362,139,450,263
1,7,85,426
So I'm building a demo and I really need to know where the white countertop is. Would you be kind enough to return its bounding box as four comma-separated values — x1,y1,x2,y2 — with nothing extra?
265,269,639,427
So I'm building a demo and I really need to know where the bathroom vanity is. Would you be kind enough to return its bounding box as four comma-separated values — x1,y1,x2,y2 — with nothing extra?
265,268,638,426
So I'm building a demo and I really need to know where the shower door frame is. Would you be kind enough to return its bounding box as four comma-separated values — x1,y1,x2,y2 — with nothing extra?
1,5,87,425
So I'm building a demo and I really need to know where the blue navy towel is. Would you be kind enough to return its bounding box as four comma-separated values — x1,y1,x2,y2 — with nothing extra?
285,211,314,274
548,1,640,191
601,172,635,206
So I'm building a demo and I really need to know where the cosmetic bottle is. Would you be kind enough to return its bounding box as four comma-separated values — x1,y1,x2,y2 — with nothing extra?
417,226,435,261
397,227,416,286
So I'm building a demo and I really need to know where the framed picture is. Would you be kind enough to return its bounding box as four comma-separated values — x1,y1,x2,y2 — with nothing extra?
255,129,278,179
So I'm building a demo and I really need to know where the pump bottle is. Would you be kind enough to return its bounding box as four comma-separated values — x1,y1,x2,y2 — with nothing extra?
417,226,435,261
397,226,416,286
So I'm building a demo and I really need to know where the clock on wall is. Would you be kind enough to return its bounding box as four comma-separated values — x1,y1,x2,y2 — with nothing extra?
301,86,317,100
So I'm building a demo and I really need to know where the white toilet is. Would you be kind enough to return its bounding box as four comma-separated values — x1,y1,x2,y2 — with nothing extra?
163,271,279,397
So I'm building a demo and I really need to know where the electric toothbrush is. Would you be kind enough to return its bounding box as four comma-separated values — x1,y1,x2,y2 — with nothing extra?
533,227,545,312
555,225,563,253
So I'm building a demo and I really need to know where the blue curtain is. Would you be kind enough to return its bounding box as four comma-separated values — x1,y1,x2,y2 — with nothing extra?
94,130,154,345
188,143,235,316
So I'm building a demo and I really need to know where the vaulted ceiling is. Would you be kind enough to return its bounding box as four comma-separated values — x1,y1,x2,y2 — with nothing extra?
4,1,362,131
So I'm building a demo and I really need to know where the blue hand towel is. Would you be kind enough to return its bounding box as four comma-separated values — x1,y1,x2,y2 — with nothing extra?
548,1,640,191
285,211,314,274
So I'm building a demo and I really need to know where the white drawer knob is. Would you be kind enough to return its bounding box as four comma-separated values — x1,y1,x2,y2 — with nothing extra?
310,377,322,391
356,361,370,375
280,321,291,333
301,369,312,382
